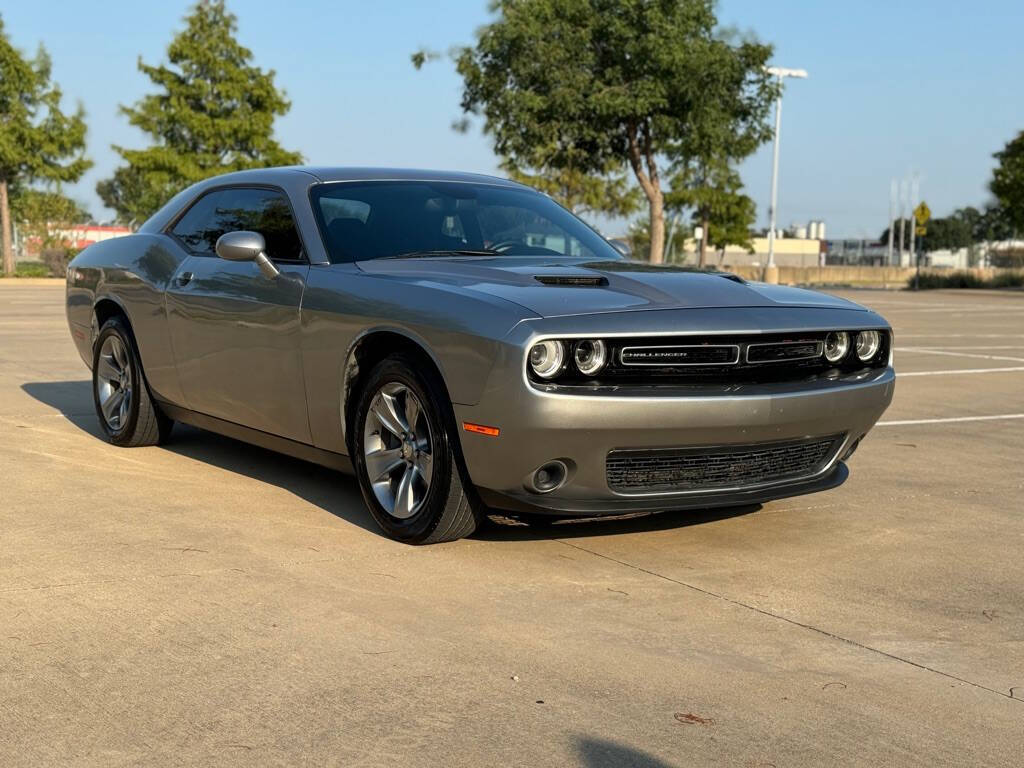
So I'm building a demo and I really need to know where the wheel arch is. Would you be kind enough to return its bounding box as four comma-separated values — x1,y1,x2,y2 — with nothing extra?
93,295,131,333
341,328,453,449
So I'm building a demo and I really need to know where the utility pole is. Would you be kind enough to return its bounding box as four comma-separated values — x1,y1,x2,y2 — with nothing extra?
887,179,896,265
898,180,907,266
764,66,808,284
909,174,919,271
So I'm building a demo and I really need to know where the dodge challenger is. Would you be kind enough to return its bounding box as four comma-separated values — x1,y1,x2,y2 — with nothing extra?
65,167,894,543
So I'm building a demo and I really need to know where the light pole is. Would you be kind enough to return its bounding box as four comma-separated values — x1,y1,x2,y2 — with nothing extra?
765,66,808,282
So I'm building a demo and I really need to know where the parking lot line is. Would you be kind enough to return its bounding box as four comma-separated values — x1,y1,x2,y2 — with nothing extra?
877,413,1024,426
897,333,1024,338
896,347,1024,363
898,366,1024,377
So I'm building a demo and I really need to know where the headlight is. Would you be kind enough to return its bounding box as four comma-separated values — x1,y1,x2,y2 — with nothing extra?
823,331,850,363
529,340,565,379
573,339,607,376
855,330,882,362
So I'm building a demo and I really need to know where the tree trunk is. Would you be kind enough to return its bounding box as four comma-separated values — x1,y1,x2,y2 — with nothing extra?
1,179,13,277
698,211,710,268
648,192,665,264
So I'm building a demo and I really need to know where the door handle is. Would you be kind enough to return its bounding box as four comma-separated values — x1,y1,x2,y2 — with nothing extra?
175,271,194,287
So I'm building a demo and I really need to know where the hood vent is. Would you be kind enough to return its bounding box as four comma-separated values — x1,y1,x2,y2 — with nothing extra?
534,275,609,287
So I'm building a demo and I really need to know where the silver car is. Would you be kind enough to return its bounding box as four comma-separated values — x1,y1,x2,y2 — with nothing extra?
65,167,894,543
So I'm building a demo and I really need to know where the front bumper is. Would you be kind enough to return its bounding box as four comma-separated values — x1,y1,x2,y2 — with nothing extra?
455,365,894,516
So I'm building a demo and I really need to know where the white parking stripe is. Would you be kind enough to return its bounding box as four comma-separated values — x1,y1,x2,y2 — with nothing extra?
898,334,1024,339
896,347,1024,363
899,366,1024,377
878,413,1024,426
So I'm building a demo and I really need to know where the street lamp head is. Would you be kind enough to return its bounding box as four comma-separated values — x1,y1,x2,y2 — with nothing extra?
766,66,809,79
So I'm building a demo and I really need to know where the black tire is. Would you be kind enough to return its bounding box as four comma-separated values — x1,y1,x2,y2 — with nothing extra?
92,317,173,447
352,353,484,544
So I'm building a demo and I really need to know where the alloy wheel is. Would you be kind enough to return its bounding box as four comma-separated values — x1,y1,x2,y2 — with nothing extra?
96,335,133,431
362,382,434,519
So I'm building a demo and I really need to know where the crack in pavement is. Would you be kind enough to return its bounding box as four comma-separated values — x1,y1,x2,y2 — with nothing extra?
556,539,1023,707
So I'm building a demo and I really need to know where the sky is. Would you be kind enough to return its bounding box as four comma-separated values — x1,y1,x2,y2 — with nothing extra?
3,0,1022,239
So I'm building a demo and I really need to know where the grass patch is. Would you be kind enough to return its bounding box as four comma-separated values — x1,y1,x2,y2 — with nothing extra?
0,262,51,278
907,271,1024,290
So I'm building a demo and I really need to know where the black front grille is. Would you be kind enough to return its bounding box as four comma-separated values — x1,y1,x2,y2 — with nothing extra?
606,436,842,493
537,331,889,388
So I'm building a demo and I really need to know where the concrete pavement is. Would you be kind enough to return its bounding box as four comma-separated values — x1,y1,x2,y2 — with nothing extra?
1,283,1022,766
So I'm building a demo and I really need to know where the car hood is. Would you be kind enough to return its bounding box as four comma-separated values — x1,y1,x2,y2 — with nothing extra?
355,256,867,318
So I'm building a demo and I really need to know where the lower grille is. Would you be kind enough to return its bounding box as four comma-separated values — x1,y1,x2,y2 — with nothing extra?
606,435,842,494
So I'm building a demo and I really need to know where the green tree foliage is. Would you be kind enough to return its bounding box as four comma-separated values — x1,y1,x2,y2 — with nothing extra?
11,187,90,248
444,0,777,263
503,161,641,219
921,215,972,253
626,213,689,263
0,16,91,275
880,206,1011,258
668,161,755,263
991,131,1024,234
97,0,301,223
878,217,915,253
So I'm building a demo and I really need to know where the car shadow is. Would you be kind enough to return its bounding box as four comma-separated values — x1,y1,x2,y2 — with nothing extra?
478,504,760,542
575,737,681,768
21,380,378,535
22,380,762,543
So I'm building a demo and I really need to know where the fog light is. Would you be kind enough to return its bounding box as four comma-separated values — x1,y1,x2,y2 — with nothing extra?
855,330,881,362
529,340,565,379
532,461,567,493
824,331,850,363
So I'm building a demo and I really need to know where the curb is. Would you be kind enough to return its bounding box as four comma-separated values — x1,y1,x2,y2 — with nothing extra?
0,278,65,286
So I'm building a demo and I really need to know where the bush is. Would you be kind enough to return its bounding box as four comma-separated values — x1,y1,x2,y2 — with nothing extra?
11,261,50,278
908,270,1024,289
989,271,1024,288
39,246,78,277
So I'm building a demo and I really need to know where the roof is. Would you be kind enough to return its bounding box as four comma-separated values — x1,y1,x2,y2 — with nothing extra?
296,166,527,188
184,166,528,188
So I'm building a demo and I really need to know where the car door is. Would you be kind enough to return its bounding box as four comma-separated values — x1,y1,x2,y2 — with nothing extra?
164,186,312,443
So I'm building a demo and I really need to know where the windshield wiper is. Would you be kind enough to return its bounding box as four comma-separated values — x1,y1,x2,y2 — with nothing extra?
387,249,502,259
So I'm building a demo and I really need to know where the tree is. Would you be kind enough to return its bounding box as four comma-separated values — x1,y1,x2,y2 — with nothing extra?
879,218,915,253
920,215,972,253
97,0,302,223
626,212,690,263
669,161,755,264
991,131,1024,235
413,50,640,221
443,0,777,263
10,187,90,250
0,16,91,275
503,161,641,219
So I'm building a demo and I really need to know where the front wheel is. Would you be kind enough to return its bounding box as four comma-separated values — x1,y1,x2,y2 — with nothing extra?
352,355,483,544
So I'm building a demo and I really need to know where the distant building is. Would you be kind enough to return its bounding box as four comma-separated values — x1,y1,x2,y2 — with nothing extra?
20,224,132,260
58,225,133,250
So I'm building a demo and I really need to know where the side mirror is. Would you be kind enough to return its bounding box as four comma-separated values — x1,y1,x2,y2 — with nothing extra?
608,238,632,258
215,230,280,279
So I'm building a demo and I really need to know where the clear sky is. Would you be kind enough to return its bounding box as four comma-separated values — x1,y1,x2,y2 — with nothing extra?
3,0,1022,238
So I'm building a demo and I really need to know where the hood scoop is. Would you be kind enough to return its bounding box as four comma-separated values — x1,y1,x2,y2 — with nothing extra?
534,275,609,287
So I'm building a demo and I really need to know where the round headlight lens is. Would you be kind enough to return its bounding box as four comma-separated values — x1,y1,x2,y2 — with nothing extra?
529,340,565,379
823,331,850,363
573,339,607,376
855,330,882,362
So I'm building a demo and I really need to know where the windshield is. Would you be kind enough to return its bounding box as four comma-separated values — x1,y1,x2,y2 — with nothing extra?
310,180,622,263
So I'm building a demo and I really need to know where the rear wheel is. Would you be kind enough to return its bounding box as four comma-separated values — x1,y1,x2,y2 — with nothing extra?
352,354,483,544
92,317,173,446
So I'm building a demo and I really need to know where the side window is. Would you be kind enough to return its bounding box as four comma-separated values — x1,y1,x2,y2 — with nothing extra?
171,187,304,261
